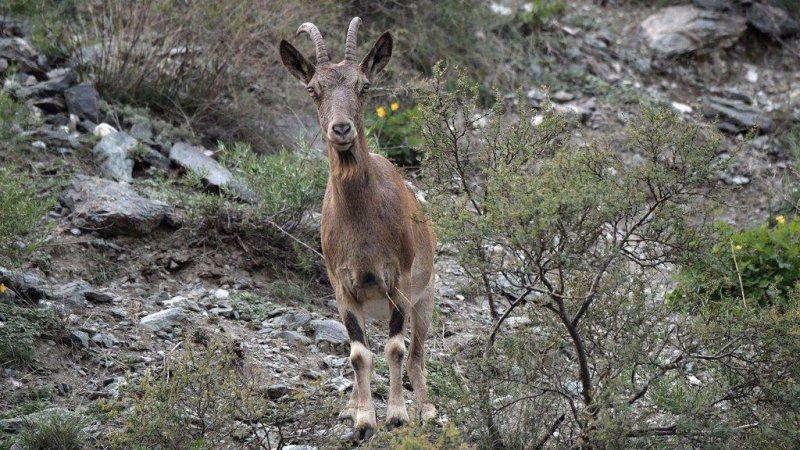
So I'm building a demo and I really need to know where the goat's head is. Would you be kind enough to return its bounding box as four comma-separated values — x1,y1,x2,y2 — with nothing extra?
279,18,392,153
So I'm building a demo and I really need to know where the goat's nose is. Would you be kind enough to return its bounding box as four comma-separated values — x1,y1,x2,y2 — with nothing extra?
332,122,352,137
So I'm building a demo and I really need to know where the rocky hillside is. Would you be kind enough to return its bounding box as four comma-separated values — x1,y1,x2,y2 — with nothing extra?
1,0,798,448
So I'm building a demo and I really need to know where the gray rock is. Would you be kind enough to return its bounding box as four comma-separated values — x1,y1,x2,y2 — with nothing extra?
551,90,575,103
310,319,349,345
0,15,30,38
91,332,119,348
0,58,7,73
640,5,746,57
271,310,312,330
692,0,737,12
701,96,774,134
130,120,153,141
327,375,353,392
0,266,49,302
0,37,45,78
85,290,114,303
139,146,170,171
746,2,799,38
139,307,184,331
283,446,318,450
13,70,77,99
69,330,90,348
64,84,100,122
278,330,313,346
59,176,172,236
720,172,750,185
169,142,255,202
267,383,294,399
23,126,80,149
27,96,64,114
93,132,137,182
49,281,93,307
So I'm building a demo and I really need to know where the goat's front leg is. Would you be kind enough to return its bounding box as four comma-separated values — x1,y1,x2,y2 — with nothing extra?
338,299,376,440
386,287,410,429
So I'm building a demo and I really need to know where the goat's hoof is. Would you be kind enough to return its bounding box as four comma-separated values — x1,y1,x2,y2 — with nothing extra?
386,415,408,431
354,424,375,441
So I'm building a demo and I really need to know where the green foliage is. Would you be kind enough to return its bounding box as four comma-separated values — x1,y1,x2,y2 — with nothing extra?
18,411,85,450
415,66,800,448
672,215,800,312
0,302,63,366
108,340,294,449
518,0,566,30
0,168,55,268
374,423,468,449
368,101,422,166
229,292,276,324
219,142,327,232
0,92,30,142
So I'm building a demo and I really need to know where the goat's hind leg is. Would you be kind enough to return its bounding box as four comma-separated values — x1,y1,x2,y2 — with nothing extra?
408,281,437,422
385,296,410,429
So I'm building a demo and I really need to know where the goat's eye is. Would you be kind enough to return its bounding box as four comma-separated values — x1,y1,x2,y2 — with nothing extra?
306,87,317,98
362,82,371,93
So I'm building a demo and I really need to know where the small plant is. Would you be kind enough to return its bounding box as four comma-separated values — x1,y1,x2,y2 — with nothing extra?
519,0,566,31
229,292,275,324
0,167,55,267
671,215,800,312
18,410,84,450
0,92,30,142
0,302,64,365
368,100,422,166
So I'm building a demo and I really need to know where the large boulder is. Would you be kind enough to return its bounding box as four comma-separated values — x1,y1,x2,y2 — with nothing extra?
640,5,746,57
169,142,255,202
93,132,136,182
59,176,172,236
139,307,184,331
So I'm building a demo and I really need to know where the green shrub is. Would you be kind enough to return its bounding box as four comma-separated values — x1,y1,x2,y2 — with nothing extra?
518,0,566,31
671,215,800,312
415,65,800,448
18,411,84,450
367,100,421,166
0,167,55,267
108,339,335,449
0,92,30,142
219,142,327,233
0,302,63,366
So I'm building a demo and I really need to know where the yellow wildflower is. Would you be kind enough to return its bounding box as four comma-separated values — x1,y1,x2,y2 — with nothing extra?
0,283,7,294
734,244,743,251
776,215,786,225
390,102,400,112
376,106,387,118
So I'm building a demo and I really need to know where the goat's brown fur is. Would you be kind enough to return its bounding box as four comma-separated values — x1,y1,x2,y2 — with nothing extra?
279,18,437,440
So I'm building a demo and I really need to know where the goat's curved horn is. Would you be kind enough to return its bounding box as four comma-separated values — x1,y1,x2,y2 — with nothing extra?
296,22,330,65
344,17,362,62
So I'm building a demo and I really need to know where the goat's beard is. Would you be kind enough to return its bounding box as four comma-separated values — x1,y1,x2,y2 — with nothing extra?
332,148,359,180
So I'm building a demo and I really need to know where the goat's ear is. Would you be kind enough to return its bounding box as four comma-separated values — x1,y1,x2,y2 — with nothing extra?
279,40,315,84
360,31,392,79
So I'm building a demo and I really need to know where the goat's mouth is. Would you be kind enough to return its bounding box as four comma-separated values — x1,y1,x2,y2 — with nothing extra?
330,140,354,152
